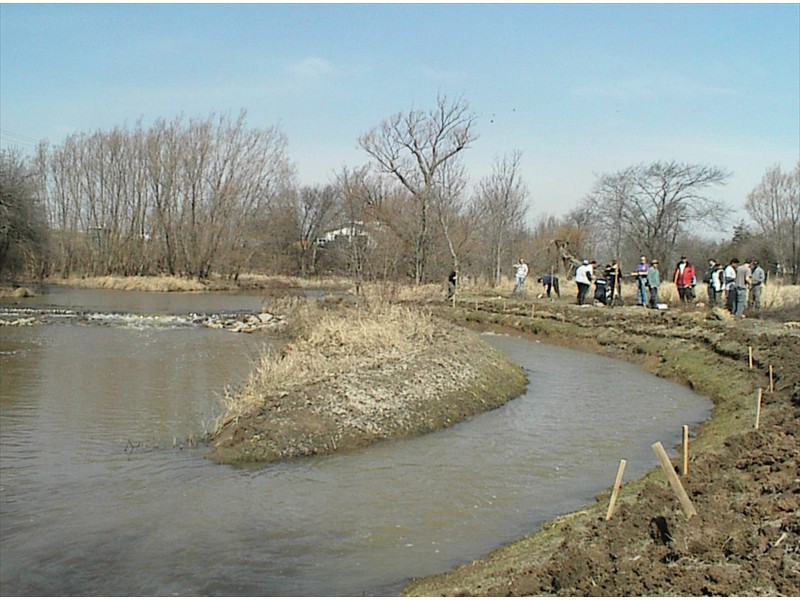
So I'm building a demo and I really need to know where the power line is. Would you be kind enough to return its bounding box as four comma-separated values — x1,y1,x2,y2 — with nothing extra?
0,128,40,148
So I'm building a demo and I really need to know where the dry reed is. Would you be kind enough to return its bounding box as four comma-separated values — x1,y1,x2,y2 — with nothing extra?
217,301,438,425
47,275,209,292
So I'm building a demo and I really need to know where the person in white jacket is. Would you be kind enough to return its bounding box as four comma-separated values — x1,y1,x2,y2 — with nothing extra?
574,259,595,306
706,259,724,307
724,258,739,312
513,258,529,296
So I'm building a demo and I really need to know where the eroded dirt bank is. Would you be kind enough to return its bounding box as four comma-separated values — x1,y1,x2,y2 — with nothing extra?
404,300,799,596
207,302,528,465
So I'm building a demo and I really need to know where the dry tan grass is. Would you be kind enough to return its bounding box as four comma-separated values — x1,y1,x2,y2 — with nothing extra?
46,273,357,293
47,275,210,292
498,274,799,310
359,280,444,303
0,286,37,299
235,273,353,290
617,280,800,309
759,282,800,309
217,301,438,425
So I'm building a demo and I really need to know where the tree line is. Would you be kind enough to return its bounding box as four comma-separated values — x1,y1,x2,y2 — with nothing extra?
1,95,798,285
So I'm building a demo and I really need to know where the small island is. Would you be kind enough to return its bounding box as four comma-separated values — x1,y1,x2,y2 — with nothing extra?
208,299,528,465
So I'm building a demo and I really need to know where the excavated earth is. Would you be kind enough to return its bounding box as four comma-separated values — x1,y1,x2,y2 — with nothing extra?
404,299,800,596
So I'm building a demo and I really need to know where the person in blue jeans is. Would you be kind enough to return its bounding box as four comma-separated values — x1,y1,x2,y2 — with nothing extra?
647,259,661,308
734,258,752,317
632,255,649,306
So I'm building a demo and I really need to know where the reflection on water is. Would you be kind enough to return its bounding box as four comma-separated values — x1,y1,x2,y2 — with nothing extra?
5,285,275,315
0,290,711,596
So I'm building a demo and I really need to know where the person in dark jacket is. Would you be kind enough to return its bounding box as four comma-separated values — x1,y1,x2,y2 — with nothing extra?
536,273,560,298
445,270,457,300
593,274,608,305
604,259,622,305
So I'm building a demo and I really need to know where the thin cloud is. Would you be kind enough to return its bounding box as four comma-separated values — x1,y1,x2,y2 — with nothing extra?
420,65,467,82
576,75,736,101
287,57,336,79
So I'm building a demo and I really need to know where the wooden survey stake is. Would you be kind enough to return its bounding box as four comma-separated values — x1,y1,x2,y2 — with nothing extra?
605,459,627,521
651,441,697,518
755,387,762,430
682,425,689,477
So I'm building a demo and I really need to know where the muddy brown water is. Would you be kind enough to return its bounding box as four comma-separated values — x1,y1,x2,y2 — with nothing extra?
0,289,711,596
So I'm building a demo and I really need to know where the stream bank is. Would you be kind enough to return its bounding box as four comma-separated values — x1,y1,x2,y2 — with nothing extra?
405,299,799,596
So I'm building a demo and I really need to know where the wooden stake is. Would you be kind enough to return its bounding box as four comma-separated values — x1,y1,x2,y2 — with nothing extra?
755,387,762,430
748,346,753,369
651,441,697,519
769,365,774,393
605,459,627,521
531,303,535,317
682,425,690,477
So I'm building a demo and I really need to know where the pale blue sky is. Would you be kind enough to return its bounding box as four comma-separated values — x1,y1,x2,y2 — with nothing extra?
1,3,798,224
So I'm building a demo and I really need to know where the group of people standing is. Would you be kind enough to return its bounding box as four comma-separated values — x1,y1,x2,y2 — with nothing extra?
705,257,766,316
564,256,766,317
631,256,664,308
449,256,766,317
622,255,765,316
524,254,767,316
570,255,664,308
632,255,695,309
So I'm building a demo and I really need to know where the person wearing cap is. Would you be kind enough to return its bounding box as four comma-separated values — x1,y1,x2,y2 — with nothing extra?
647,259,661,308
749,259,765,310
632,255,649,306
673,256,697,304
574,259,595,306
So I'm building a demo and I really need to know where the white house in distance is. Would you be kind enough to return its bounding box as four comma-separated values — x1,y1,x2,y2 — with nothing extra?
316,221,376,249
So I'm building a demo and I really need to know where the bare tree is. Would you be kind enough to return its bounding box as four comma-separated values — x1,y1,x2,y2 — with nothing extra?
334,166,387,291
431,157,471,274
745,162,800,282
292,184,340,276
586,161,729,264
471,151,530,286
581,170,633,262
358,94,478,284
0,149,48,279
37,111,294,279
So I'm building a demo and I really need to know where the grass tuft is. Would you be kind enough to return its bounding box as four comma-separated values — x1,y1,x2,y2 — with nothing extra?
216,301,439,428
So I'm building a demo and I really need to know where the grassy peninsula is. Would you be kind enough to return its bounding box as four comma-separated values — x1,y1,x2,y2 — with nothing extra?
207,299,528,465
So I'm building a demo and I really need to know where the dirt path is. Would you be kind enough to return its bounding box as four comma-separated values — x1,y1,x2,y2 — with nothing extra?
405,299,799,596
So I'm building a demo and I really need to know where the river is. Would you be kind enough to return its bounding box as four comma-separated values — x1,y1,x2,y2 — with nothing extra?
0,288,711,596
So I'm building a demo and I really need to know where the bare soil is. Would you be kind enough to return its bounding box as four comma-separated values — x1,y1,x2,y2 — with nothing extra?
404,298,800,596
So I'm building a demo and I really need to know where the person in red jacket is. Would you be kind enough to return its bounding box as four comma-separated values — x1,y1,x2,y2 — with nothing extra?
673,256,696,304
